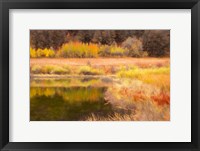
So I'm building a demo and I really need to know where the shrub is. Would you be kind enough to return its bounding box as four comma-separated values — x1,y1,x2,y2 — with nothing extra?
36,48,55,58
99,45,128,57
42,48,55,57
110,46,128,57
31,65,42,74
30,48,37,58
31,65,71,75
30,41,149,58
50,66,70,74
122,37,148,57
78,66,104,75
57,42,99,58
35,48,43,57
140,51,148,57
30,47,55,58
40,65,55,74
99,45,111,57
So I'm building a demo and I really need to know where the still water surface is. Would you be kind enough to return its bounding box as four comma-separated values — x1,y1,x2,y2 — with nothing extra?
30,78,114,121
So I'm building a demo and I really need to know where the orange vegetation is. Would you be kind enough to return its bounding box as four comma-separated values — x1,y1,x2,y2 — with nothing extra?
30,58,169,67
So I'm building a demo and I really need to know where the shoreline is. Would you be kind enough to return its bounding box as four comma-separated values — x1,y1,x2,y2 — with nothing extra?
30,74,117,79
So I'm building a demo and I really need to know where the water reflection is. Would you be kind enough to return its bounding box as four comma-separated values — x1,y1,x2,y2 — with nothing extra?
30,78,114,121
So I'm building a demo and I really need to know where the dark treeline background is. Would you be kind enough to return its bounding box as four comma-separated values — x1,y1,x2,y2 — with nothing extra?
30,30,170,57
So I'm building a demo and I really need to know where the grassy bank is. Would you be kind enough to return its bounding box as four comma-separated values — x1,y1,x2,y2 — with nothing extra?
30,60,169,90
30,58,170,76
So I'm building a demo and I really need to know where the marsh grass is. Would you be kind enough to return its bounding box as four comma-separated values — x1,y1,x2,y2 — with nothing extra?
117,66,170,90
31,65,70,75
85,78,170,121
78,66,104,75
117,66,170,78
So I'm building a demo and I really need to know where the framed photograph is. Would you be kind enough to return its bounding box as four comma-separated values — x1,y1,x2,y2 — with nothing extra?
0,0,199,150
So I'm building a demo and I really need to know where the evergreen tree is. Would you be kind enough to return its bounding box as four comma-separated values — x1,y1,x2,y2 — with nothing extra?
143,30,170,56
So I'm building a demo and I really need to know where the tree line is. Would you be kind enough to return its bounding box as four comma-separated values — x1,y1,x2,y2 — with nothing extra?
30,30,170,57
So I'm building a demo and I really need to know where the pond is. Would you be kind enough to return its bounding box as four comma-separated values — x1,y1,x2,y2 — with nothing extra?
30,78,115,121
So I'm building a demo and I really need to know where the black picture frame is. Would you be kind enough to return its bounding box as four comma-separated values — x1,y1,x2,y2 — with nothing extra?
0,0,200,150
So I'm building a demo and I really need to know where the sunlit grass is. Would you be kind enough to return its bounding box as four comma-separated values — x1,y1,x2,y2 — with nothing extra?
31,65,70,75
102,78,170,121
117,66,169,78
78,66,104,75
117,66,170,90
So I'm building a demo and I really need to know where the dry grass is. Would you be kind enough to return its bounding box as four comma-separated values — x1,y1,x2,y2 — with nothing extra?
117,66,170,90
30,58,169,67
85,113,136,121
31,65,70,75
85,78,170,121
30,58,170,76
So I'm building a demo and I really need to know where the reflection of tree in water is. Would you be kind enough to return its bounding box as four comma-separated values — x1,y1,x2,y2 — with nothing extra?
30,87,113,121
